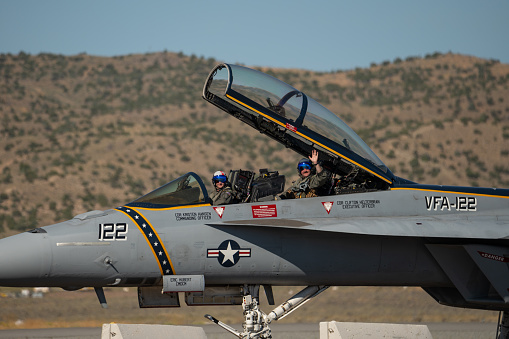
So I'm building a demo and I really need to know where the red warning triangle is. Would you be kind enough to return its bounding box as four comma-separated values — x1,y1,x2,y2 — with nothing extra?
322,201,333,214
213,206,225,218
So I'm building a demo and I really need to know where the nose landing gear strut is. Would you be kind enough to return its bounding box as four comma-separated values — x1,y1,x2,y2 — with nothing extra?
205,285,329,339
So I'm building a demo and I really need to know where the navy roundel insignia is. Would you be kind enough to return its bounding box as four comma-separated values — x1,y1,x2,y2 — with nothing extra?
207,240,251,267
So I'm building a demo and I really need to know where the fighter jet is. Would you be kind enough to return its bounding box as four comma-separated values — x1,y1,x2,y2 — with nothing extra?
1,63,509,339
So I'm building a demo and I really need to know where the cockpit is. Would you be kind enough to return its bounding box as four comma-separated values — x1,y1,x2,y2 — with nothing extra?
126,64,406,209
125,170,285,208
203,63,398,192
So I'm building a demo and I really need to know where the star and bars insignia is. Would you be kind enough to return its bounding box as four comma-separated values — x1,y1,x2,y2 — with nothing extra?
115,206,174,275
207,240,251,267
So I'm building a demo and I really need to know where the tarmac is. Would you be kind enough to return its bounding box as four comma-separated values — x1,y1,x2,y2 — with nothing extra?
0,322,498,339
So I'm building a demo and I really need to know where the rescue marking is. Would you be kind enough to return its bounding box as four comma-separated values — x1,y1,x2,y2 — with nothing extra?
286,123,297,132
207,240,251,267
478,251,509,262
322,201,333,214
425,196,477,211
115,206,174,275
252,205,277,218
213,206,225,218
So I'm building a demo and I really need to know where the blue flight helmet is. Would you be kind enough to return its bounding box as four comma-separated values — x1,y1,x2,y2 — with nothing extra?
212,170,228,185
297,158,312,173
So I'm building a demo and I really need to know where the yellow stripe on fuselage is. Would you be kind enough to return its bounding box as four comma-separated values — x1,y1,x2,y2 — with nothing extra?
391,187,509,199
133,203,211,211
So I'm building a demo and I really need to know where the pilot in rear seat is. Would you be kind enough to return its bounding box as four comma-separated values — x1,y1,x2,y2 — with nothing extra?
209,171,234,205
278,150,330,199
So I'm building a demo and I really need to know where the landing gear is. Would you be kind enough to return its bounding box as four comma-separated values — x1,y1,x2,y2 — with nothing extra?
498,311,509,339
205,285,329,339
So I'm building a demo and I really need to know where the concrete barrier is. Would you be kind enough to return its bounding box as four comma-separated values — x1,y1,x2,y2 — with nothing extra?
101,323,207,339
319,321,433,339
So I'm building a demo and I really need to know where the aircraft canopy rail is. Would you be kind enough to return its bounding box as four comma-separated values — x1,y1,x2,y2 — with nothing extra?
203,63,394,185
127,172,209,208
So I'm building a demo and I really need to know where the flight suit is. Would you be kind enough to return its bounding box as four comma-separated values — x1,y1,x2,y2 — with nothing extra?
280,168,330,199
210,186,234,205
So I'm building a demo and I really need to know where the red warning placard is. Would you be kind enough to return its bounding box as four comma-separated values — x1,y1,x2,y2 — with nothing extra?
252,205,277,218
286,123,297,132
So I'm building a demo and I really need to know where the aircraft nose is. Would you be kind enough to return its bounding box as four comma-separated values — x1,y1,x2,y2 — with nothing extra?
0,230,52,286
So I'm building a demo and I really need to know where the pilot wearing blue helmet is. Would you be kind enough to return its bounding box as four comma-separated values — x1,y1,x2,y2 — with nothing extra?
279,150,330,199
210,170,234,205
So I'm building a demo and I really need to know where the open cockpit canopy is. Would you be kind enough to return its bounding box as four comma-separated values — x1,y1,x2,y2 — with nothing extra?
203,64,395,188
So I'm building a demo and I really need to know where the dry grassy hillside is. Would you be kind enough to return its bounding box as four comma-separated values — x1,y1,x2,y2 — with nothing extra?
1,51,508,235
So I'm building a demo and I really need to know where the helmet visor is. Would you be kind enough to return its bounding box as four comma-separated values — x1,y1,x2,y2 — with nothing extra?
213,175,228,183
298,162,312,171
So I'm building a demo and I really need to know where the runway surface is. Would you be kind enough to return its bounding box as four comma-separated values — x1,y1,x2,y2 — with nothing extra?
0,322,498,339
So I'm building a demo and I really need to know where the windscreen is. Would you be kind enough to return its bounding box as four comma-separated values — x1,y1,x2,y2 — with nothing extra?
132,172,207,206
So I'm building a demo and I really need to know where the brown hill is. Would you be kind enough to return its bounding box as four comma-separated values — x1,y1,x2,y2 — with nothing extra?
1,51,508,235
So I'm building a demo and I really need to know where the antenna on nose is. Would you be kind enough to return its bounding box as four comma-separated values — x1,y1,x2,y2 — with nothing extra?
94,287,108,309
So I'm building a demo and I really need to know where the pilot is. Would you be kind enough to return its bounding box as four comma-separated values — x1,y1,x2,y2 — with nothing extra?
209,171,234,205
279,150,330,199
